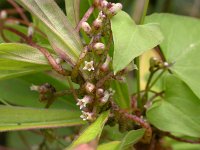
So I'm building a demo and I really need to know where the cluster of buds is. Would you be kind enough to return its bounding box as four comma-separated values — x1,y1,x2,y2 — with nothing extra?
94,0,123,17
149,57,170,72
78,0,121,122
30,83,56,102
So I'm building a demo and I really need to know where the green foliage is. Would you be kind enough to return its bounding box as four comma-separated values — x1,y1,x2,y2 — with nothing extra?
16,0,83,65
67,111,109,149
111,11,164,73
65,0,80,28
1,0,200,149
0,105,84,132
147,75,200,137
146,13,200,99
111,80,131,109
0,73,77,109
0,43,50,79
98,129,145,150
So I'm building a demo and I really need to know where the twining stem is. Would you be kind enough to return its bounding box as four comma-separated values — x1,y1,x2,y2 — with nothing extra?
75,5,94,32
135,0,150,107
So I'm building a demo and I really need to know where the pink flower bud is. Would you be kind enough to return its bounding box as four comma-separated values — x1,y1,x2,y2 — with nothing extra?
93,42,105,54
81,22,92,34
85,82,95,93
100,55,111,72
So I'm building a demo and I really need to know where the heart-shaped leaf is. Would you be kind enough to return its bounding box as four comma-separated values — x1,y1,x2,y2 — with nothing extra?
111,11,164,74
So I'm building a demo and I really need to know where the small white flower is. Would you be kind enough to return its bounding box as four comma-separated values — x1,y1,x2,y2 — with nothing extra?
80,111,94,121
76,95,92,109
83,61,95,71
0,10,7,19
100,90,110,103
30,84,39,91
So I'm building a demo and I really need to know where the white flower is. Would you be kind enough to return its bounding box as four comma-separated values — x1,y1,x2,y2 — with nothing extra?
30,84,39,91
100,88,115,104
80,111,94,121
76,95,92,109
83,61,95,71
100,90,110,103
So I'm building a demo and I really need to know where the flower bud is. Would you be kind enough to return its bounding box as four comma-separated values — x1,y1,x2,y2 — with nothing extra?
27,26,34,37
80,111,95,121
149,57,161,72
85,82,95,93
163,62,169,67
92,18,103,30
93,42,105,54
30,84,40,91
96,88,104,98
106,3,122,17
81,22,92,35
100,55,111,72
0,10,7,19
55,58,64,64
99,90,110,104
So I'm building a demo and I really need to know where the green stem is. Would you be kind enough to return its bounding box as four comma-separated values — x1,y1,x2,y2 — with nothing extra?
139,0,150,24
149,70,165,89
135,0,150,107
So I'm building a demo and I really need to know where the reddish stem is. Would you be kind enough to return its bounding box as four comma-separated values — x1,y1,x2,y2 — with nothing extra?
2,26,68,76
75,5,94,32
165,132,200,144
7,0,29,23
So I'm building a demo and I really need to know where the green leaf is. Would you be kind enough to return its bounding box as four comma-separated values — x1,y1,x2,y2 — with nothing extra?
147,75,200,137
0,73,78,110
0,105,84,132
119,129,145,149
97,129,145,150
97,141,121,150
111,80,131,109
0,43,50,79
0,43,49,65
67,111,110,149
145,13,200,99
65,0,80,28
16,0,83,66
111,11,163,74
0,70,44,80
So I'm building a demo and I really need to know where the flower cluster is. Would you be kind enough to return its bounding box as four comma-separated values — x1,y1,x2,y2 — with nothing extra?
78,0,121,121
